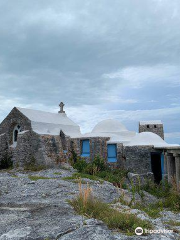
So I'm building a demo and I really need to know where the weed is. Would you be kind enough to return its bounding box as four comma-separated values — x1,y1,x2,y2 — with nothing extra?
142,179,171,198
28,176,51,181
72,179,87,184
54,172,62,175
164,220,180,226
69,180,152,235
11,174,19,178
69,154,128,187
62,173,103,182
60,166,70,170
132,201,163,218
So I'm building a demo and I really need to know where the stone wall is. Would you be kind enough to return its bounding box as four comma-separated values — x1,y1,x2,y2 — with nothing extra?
12,130,72,168
71,137,109,162
139,123,164,139
70,137,124,169
38,134,71,166
0,107,32,144
12,130,41,167
123,145,154,174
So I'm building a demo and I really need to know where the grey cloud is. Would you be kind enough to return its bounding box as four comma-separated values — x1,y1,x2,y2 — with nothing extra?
0,0,180,143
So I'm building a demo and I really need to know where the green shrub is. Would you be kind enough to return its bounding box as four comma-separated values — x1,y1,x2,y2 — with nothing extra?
128,178,145,201
163,189,180,212
0,152,13,169
93,155,107,172
128,179,180,215
97,169,128,184
142,180,171,198
73,158,88,172
69,147,78,164
69,154,127,187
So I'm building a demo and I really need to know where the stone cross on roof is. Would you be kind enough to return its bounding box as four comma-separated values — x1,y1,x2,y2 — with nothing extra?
59,102,65,113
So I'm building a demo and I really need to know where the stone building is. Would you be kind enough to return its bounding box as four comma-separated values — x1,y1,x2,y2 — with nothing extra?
0,103,81,168
139,120,164,139
0,102,180,189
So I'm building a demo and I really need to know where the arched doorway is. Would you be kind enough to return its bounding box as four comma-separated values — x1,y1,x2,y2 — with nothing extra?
13,125,21,145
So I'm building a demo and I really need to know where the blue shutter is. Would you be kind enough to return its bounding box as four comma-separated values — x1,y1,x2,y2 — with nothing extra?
107,144,117,162
81,140,90,157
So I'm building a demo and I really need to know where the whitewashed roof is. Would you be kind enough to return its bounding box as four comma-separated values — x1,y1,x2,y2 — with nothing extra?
139,120,162,125
83,119,136,143
125,132,179,147
17,107,81,137
92,119,127,133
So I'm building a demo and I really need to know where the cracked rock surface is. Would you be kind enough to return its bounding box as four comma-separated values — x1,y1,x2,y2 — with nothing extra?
0,168,179,240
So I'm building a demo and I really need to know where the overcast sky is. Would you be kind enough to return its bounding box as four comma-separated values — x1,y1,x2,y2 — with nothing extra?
0,0,180,143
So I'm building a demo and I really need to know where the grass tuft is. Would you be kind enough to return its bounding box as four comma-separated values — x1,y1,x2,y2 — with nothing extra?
62,173,104,182
132,202,163,218
28,176,52,181
54,172,62,175
164,220,180,226
69,180,152,235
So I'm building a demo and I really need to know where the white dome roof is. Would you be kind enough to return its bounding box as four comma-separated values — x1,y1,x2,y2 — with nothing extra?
92,119,127,133
126,132,168,147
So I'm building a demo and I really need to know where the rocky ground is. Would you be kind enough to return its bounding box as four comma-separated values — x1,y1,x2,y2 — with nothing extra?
0,166,179,240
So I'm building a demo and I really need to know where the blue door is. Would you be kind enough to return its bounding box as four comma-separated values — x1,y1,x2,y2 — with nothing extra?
81,140,90,157
107,144,117,162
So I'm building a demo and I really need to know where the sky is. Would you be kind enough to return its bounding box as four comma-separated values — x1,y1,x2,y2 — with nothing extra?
0,0,180,143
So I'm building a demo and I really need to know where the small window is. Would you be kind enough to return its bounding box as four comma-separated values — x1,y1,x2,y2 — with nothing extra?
81,140,90,157
107,144,117,163
13,125,21,144
147,125,150,128
14,130,18,142
154,125,157,128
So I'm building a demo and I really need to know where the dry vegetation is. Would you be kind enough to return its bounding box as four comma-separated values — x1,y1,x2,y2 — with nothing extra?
69,179,152,236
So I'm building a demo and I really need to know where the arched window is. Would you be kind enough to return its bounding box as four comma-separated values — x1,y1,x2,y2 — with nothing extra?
14,130,18,142
13,125,21,145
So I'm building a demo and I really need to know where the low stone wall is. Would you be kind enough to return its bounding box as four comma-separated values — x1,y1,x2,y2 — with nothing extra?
123,145,154,174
